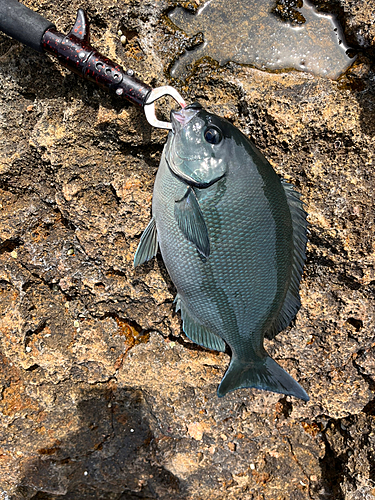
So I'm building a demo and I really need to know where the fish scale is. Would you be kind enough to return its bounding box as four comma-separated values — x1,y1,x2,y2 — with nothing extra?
134,103,309,401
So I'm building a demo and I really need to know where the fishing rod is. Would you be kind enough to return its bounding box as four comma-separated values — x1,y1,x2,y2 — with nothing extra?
0,0,186,129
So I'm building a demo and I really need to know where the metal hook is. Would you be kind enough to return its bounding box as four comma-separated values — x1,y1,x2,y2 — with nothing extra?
144,86,186,130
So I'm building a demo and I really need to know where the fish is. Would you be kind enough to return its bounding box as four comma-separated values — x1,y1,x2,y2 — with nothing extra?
134,102,309,401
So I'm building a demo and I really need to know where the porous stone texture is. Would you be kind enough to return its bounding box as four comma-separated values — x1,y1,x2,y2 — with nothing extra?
0,0,374,499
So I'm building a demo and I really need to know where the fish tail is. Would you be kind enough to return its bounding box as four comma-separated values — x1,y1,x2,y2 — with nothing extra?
217,355,309,401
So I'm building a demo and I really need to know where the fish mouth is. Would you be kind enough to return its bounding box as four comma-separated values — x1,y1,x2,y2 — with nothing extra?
171,102,203,132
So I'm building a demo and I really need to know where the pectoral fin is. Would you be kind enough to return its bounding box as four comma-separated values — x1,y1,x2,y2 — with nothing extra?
174,187,210,258
133,217,158,267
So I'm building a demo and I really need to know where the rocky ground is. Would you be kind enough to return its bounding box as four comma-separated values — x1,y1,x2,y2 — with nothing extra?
0,0,374,498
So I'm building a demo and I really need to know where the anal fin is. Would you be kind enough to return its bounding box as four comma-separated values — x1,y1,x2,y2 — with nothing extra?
176,295,226,352
134,217,158,267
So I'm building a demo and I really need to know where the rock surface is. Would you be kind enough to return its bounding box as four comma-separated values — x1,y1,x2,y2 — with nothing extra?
0,0,374,499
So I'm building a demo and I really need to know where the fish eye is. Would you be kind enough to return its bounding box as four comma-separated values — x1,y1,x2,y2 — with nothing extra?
204,126,222,145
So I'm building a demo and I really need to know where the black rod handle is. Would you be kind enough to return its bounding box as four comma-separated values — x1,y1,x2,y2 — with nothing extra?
0,0,54,52
0,3,152,107
42,9,151,107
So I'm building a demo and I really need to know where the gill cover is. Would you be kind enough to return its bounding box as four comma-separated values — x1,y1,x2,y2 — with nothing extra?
166,103,230,187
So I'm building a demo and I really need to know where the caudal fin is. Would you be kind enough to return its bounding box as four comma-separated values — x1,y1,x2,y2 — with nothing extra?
217,355,309,401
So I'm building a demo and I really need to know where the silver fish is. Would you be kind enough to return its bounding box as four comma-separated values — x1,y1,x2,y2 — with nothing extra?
134,102,309,401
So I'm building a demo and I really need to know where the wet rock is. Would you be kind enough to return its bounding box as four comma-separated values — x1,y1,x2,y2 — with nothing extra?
0,0,374,499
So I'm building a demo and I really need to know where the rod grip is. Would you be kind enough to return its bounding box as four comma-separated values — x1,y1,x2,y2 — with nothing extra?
0,0,54,52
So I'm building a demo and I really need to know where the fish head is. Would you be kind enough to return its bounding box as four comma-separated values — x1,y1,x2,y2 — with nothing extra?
166,102,231,187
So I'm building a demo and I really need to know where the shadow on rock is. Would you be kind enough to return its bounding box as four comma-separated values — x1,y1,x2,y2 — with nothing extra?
17,387,181,499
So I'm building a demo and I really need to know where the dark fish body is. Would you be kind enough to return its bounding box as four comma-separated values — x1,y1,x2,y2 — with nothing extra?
135,103,309,401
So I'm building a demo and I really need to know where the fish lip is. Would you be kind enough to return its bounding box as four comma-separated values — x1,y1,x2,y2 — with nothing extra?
171,102,202,133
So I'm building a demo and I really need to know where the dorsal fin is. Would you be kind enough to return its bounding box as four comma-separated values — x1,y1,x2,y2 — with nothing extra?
265,180,308,340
